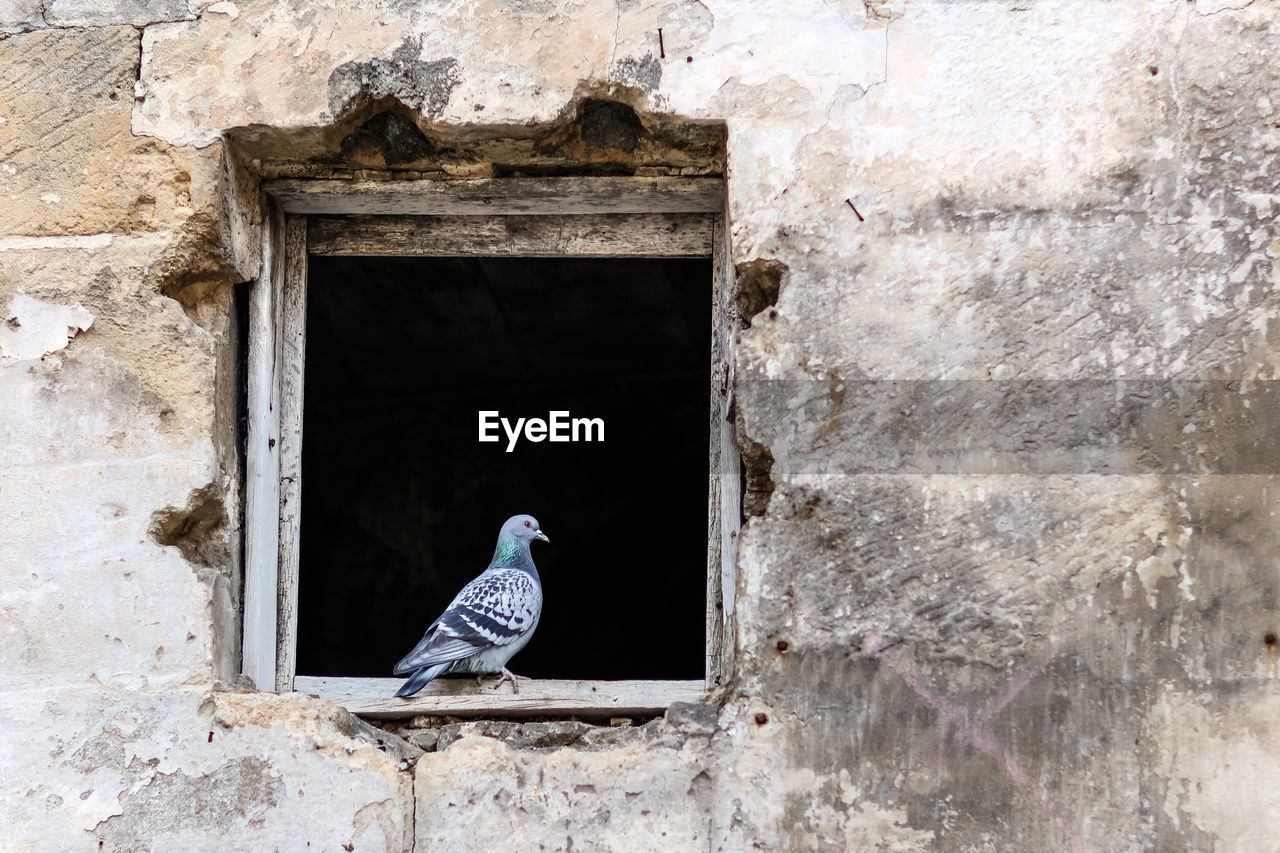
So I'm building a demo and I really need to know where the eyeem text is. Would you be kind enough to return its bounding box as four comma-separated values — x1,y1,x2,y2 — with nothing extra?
478,410,605,452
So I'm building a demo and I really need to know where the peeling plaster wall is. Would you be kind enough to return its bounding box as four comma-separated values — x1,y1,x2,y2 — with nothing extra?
3,1,1280,851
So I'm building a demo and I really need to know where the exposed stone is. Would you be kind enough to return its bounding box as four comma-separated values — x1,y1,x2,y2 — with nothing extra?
7,1,1280,851
610,53,662,93
149,482,230,569
327,38,460,121
0,27,194,237
434,720,521,753
404,728,440,752
739,435,775,520
663,701,720,737
511,720,595,749
43,0,191,27
734,258,786,328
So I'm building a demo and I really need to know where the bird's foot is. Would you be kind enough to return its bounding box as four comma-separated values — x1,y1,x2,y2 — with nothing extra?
492,667,530,694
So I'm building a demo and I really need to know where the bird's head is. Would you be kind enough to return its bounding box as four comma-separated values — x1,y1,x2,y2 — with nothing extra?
503,514,550,545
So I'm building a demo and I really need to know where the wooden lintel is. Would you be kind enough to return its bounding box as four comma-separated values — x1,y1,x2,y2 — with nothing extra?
264,177,725,216
307,213,713,258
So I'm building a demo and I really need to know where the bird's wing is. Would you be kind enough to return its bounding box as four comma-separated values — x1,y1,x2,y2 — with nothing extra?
393,568,541,674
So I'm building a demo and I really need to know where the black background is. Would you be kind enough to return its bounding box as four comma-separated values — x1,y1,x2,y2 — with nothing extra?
296,255,711,680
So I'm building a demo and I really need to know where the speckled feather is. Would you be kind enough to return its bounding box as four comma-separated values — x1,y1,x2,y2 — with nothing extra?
393,568,542,674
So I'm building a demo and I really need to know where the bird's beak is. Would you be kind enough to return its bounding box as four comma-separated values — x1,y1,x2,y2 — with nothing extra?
535,530,550,543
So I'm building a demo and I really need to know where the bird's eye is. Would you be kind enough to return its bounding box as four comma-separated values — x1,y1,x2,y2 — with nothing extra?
524,520,531,527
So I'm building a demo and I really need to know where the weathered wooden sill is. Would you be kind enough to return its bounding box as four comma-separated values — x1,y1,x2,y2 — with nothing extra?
293,676,706,720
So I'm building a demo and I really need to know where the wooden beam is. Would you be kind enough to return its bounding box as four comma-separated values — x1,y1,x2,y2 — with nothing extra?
714,211,741,686
706,210,739,688
293,677,707,719
241,202,286,692
265,177,725,216
274,216,308,693
307,213,713,258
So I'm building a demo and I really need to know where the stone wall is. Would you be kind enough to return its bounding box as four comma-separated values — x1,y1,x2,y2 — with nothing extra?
3,1,1279,851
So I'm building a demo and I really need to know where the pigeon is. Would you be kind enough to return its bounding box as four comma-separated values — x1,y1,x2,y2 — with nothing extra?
393,514,549,698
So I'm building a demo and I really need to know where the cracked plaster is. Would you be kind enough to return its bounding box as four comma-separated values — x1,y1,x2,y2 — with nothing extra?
2,1,1280,851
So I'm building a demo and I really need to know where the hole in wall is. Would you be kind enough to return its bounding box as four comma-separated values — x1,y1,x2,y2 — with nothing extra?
150,483,230,568
735,259,786,328
295,255,713,680
578,99,646,153
338,110,442,167
739,437,776,521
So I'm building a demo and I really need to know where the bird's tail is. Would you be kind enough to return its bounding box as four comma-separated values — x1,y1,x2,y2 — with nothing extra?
394,663,449,698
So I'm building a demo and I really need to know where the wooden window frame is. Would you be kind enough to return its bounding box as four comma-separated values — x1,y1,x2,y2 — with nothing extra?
243,177,739,719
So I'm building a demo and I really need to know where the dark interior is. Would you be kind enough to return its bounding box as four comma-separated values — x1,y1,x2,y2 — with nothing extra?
297,255,712,680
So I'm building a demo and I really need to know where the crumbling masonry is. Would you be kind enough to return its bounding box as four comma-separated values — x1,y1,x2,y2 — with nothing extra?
4,2,1280,851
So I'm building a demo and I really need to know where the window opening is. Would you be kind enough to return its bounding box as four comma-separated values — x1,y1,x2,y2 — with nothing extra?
297,255,712,681
241,177,736,717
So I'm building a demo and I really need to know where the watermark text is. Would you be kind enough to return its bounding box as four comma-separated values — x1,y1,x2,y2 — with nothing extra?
478,410,605,452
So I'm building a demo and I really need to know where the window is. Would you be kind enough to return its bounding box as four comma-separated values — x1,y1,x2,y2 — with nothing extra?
242,178,738,717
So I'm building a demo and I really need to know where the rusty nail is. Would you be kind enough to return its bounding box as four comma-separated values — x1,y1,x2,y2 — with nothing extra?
845,198,864,221
1266,632,1277,646
658,28,665,59
776,639,789,652
207,731,214,743
268,438,276,449
754,712,768,725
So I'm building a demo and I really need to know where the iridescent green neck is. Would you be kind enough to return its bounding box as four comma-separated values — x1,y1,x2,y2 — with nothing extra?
491,535,525,567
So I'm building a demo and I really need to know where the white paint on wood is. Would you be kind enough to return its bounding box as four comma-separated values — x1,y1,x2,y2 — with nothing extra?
706,208,740,687
242,202,286,692
307,213,713,258
274,216,308,693
265,177,725,216
706,213,725,685
715,210,740,686
293,676,706,719
248,178,731,706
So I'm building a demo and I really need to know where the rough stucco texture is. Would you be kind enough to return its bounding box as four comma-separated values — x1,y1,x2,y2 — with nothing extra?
3,1,1280,851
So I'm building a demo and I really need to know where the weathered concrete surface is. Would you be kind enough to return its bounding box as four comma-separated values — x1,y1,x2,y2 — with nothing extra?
0,293,93,359
0,21,397,851
414,716,717,852
3,0,1280,851
0,691,413,852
